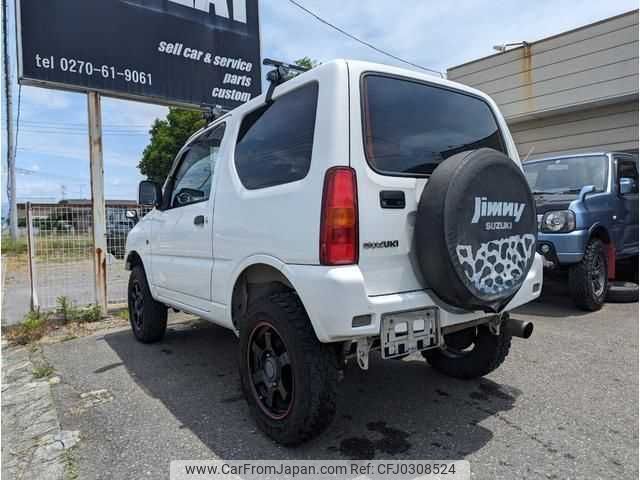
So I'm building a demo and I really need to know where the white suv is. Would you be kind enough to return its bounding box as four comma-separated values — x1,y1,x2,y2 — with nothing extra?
125,59,542,445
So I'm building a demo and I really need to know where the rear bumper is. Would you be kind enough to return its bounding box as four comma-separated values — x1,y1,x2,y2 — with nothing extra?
537,230,589,265
288,254,543,343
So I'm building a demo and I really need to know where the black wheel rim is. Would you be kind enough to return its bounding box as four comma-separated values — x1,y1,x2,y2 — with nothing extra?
247,322,293,420
129,280,144,332
591,253,606,298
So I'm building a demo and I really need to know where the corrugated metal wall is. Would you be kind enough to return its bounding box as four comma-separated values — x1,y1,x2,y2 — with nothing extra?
447,10,639,158
511,101,638,159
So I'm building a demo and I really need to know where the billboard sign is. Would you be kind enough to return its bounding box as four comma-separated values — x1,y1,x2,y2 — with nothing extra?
17,0,261,109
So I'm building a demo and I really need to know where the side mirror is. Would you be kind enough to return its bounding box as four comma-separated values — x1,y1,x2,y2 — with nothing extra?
578,185,596,201
125,210,138,224
138,180,162,207
619,177,635,195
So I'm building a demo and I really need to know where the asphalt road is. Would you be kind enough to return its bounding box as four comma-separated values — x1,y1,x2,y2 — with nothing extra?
43,280,638,480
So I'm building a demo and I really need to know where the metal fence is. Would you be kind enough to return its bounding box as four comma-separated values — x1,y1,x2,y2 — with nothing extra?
25,203,151,311
105,205,152,305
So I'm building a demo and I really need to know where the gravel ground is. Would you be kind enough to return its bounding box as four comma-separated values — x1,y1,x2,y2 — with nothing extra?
41,280,638,480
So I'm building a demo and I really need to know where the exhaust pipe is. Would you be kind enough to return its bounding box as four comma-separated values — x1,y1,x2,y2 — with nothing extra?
502,316,534,339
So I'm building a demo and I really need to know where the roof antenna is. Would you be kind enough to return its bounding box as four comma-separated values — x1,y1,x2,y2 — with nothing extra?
522,146,535,163
263,58,310,104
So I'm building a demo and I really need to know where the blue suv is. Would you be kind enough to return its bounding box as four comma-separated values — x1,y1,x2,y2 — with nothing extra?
523,152,638,310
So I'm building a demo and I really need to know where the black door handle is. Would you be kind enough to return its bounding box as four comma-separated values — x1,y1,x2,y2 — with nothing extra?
380,191,405,209
194,215,205,225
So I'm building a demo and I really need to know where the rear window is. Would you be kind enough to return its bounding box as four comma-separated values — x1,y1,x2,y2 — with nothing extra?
235,82,319,190
362,74,506,176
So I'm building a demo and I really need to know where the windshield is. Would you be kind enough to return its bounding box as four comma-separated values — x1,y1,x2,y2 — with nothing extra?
523,155,608,194
361,74,506,176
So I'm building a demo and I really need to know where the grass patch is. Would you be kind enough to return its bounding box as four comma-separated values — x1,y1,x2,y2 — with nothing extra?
56,297,103,323
32,365,54,379
1,236,28,256
63,449,79,480
5,299,104,346
5,309,51,345
115,309,129,320
2,234,94,263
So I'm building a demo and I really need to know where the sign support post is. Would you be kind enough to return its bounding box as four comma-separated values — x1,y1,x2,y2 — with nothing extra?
88,92,108,312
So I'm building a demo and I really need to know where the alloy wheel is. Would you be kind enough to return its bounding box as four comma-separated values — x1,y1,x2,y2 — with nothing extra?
247,322,293,420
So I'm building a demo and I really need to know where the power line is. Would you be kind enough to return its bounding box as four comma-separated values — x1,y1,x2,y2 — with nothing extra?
19,129,149,137
21,120,152,129
286,0,443,77
16,167,87,182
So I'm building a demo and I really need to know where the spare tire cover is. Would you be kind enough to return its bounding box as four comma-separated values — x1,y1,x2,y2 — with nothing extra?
415,148,537,313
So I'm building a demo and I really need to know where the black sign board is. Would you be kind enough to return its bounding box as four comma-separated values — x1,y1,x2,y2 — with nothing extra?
17,0,262,109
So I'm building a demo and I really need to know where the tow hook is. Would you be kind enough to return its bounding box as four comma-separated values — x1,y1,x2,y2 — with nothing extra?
356,338,373,370
502,314,534,339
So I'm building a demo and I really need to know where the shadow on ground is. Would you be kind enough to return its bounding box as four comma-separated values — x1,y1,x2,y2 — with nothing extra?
515,274,591,318
105,322,521,460
516,261,638,318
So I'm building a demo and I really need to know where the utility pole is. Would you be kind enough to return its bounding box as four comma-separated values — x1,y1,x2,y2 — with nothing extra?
2,0,17,239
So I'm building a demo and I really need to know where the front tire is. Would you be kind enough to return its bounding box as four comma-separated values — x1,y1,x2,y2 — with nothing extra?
128,266,167,343
568,239,608,311
422,326,511,379
239,292,339,445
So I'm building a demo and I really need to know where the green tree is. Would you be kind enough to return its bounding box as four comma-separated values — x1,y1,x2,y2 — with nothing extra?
139,58,319,184
294,57,319,70
138,108,206,184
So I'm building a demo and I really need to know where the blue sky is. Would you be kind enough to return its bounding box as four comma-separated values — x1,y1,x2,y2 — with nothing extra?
3,0,638,206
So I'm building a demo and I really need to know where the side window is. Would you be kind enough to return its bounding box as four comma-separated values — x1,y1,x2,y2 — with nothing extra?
234,82,319,190
618,159,638,195
169,124,226,208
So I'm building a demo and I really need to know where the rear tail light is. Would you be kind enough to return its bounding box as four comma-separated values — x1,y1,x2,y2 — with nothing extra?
320,167,358,265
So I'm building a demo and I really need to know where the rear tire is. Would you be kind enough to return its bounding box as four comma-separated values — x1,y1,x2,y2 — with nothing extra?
128,266,167,343
422,326,511,379
568,239,607,311
238,292,339,446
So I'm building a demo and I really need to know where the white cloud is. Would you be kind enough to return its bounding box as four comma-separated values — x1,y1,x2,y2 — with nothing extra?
102,97,167,127
261,0,638,73
22,86,73,110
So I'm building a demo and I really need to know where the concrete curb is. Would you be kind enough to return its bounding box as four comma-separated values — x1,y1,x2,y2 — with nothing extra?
1,342,79,480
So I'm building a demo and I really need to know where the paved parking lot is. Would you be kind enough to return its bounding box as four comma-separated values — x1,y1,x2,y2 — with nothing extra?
42,280,638,480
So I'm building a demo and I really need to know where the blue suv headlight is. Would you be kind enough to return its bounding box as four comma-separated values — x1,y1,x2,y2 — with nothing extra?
540,210,576,233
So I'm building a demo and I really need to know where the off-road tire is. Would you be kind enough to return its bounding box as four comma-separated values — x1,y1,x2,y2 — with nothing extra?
238,292,339,446
128,266,167,343
606,281,639,303
568,239,608,311
422,326,512,379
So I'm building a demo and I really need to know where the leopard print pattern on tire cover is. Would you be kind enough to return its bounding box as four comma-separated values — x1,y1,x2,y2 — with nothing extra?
456,234,536,296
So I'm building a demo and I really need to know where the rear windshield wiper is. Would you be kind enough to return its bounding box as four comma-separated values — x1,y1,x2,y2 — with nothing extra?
558,189,582,194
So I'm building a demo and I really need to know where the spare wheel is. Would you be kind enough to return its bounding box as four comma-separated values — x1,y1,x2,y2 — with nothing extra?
415,148,537,313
